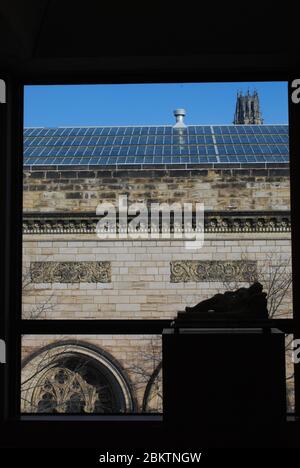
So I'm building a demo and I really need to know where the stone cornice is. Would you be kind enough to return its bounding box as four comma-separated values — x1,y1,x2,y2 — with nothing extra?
22,211,291,234
23,165,290,182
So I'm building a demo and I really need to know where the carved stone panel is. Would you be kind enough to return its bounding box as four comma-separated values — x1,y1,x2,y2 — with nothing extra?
170,260,257,283
30,261,111,283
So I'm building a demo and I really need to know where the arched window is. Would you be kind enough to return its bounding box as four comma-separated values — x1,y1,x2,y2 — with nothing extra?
21,342,135,414
142,362,162,413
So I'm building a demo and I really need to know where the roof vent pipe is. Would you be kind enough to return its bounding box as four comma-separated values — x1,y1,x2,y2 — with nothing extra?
173,109,187,128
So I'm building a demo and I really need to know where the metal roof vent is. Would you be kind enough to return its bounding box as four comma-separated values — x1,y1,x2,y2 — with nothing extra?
173,109,187,128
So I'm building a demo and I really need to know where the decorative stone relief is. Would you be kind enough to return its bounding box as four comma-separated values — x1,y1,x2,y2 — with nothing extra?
170,260,257,283
22,212,291,234
30,261,111,283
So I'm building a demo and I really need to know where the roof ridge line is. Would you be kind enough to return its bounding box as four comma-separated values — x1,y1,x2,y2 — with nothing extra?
24,124,289,129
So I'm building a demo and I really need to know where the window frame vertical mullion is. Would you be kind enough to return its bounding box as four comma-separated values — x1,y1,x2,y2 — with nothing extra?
288,77,300,418
2,78,24,420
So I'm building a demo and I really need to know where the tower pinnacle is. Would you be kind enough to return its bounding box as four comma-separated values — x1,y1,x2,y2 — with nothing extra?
233,90,263,124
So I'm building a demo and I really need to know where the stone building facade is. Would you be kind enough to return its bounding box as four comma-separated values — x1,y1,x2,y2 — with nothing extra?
21,164,293,413
21,114,293,414
21,334,162,414
22,166,291,321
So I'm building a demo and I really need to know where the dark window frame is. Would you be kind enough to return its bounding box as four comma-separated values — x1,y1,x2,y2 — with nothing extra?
1,69,300,445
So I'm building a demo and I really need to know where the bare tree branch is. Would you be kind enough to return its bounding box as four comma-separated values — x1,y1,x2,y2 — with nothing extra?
22,262,55,319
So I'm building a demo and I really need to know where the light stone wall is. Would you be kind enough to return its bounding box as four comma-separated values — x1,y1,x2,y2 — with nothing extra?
22,233,292,320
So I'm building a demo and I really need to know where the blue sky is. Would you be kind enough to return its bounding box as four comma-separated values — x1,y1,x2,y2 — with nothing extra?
24,82,288,127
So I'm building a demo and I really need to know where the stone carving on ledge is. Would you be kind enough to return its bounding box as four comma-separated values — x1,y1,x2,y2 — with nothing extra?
22,211,291,234
30,261,111,283
170,260,257,283
184,282,268,319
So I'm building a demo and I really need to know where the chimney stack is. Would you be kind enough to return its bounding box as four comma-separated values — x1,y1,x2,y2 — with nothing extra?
173,109,187,128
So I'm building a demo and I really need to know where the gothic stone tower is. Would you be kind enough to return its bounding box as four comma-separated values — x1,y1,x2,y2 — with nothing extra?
233,90,263,124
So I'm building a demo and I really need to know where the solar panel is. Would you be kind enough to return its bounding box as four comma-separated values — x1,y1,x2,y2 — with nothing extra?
23,125,289,166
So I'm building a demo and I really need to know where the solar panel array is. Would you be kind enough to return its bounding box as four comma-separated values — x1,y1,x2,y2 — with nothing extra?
23,125,289,166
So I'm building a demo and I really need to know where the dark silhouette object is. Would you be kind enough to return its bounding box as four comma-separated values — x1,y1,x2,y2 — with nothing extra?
163,330,286,426
185,282,268,319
